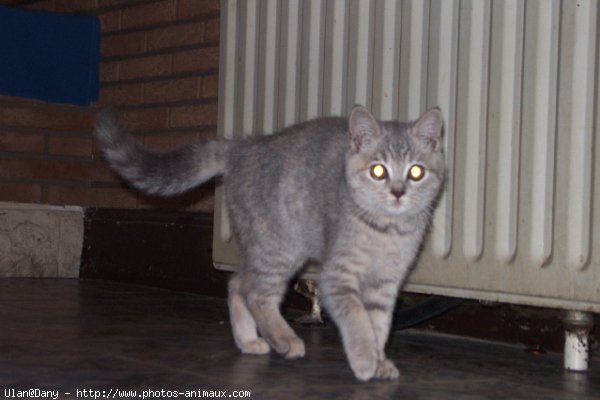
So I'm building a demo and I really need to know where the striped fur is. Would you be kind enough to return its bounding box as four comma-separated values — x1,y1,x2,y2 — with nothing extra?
95,106,445,381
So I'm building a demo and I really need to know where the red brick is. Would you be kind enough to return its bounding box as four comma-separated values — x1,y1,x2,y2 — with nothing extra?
0,107,92,132
143,77,201,104
48,135,93,157
142,131,201,150
98,0,132,7
146,22,205,51
91,158,122,182
56,160,93,181
136,187,215,211
101,32,146,57
45,185,138,208
205,18,219,43
201,74,218,98
100,60,120,83
54,0,98,13
0,132,45,153
0,158,91,181
119,54,172,80
0,182,42,204
121,0,177,29
173,46,219,73
169,103,218,128
0,94,47,106
120,108,169,132
87,187,139,208
45,185,88,207
177,0,220,18
26,0,56,11
100,83,144,105
98,10,122,33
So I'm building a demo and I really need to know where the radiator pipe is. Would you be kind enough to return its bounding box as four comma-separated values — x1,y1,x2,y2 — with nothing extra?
393,296,464,330
564,311,594,372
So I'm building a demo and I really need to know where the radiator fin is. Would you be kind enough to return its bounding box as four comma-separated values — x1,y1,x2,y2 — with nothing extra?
528,0,559,268
566,0,596,270
462,0,490,263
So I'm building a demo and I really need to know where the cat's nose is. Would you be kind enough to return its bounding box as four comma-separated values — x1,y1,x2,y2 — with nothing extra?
391,188,405,199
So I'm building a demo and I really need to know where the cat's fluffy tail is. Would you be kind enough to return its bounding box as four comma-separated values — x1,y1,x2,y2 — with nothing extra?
94,108,230,196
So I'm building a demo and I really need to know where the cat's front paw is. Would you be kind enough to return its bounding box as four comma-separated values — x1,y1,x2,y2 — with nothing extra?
239,338,271,355
374,358,400,380
349,349,379,381
284,336,306,359
270,335,306,359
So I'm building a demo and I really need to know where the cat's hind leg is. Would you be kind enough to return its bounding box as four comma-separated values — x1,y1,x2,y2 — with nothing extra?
228,273,270,355
244,267,305,359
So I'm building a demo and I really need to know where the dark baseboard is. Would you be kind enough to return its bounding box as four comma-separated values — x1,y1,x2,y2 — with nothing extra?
80,208,230,298
79,207,598,356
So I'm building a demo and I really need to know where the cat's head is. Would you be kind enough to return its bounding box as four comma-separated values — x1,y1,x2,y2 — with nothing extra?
345,106,445,219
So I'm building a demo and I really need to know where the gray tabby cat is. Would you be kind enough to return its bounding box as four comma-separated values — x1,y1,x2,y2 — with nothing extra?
95,106,445,381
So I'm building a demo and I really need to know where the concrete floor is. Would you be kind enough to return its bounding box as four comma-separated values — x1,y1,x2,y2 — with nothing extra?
1,279,599,400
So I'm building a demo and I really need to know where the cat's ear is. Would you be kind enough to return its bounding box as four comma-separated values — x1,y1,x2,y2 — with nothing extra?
349,106,381,152
412,107,444,151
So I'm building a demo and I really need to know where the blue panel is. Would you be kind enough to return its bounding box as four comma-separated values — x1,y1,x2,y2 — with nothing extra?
0,6,101,106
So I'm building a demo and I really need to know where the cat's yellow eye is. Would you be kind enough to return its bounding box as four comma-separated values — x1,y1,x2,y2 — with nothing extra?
408,164,425,181
369,164,387,180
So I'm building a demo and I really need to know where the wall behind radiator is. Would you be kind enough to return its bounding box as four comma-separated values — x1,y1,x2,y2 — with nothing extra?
0,0,220,212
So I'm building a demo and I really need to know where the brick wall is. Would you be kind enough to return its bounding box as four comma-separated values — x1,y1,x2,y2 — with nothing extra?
0,0,219,212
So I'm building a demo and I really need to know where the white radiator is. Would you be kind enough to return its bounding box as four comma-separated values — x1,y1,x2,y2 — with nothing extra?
213,0,600,316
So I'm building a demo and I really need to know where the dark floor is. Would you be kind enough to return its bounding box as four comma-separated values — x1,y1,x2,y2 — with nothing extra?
1,279,599,400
